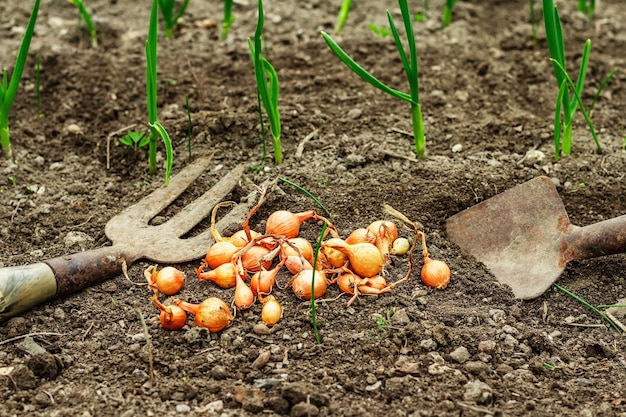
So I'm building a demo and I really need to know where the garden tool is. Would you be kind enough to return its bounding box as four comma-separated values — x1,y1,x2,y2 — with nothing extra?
0,157,257,321
446,176,626,299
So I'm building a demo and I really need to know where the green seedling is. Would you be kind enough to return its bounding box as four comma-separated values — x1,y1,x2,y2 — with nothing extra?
442,0,458,28
185,96,192,159
310,221,328,345
35,55,42,116
146,0,174,184
158,0,190,38
1,0,40,161
67,0,97,48
368,23,390,39
334,0,352,34
414,0,429,22
322,0,426,157
543,0,608,160
248,0,282,165
553,283,620,332
578,0,595,19
278,177,330,215
220,0,236,40
119,130,149,151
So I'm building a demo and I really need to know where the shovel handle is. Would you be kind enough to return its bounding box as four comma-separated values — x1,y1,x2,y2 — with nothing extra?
0,246,130,322
563,214,626,263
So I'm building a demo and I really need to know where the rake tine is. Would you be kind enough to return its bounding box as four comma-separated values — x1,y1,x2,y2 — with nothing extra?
163,164,246,236
120,156,214,223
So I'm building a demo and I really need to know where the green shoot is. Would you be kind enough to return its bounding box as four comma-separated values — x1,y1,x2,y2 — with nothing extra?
310,221,328,344
220,0,236,40
441,0,458,28
35,55,42,116
158,0,190,38
67,0,97,48
368,23,390,39
589,69,616,116
335,0,352,34
529,0,537,46
119,130,149,151
185,96,192,159
248,0,282,165
543,0,606,160
578,0,595,20
146,0,174,184
322,0,426,157
414,0,429,22
553,283,620,332
278,177,330,215
0,0,40,161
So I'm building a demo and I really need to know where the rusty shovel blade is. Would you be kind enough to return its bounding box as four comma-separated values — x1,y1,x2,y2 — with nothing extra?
446,176,626,299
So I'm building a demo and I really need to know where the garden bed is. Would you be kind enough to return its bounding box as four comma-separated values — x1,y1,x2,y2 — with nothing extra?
1,0,625,415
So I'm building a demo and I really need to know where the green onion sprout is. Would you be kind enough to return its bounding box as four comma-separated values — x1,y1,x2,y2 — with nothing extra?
335,0,352,34
578,0,595,20
322,0,426,157
248,0,282,165
67,0,97,48
442,0,458,28
146,0,174,184
310,221,328,345
543,0,608,160
158,0,190,38
0,0,40,161
220,0,236,40
553,283,620,332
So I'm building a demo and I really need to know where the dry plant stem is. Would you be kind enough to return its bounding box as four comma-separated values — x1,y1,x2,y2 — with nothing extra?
133,303,155,388
383,204,423,288
0,332,64,346
210,201,237,242
242,179,275,240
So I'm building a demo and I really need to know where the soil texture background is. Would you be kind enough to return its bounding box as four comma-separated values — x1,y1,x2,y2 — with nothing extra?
1,0,625,416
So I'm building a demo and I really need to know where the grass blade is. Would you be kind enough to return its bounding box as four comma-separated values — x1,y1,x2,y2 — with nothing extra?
278,177,330,215
570,39,591,119
310,221,328,344
0,0,40,160
551,58,602,152
334,0,352,34
320,31,413,103
220,0,236,40
554,284,620,332
589,69,616,115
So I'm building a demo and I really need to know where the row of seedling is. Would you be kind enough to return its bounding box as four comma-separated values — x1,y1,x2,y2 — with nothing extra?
0,0,618,174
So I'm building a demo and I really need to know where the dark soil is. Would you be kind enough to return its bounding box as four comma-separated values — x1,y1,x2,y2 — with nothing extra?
1,0,626,416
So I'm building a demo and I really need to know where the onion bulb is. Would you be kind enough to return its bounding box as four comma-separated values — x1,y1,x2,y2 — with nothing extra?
284,255,313,275
204,241,240,270
196,262,238,289
421,255,451,289
234,274,254,310
292,269,327,300
345,228,376,245
367,220,398,263
146,265,185,296
261,295,282,326
321,238,348,268
324,239,383,278
391,237,410,255
250,257,286,295
282,237,314,264
337,271,360,294
241,245,272,273
265,210,316,238
152,297,187,330
174,297,233,332
226,229,259,248
159,305,187,331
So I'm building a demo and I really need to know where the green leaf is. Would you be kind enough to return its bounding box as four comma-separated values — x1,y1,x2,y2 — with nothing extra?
150,121,173,185
320,31,414,104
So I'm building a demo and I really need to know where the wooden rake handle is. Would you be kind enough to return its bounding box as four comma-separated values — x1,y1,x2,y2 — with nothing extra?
0,245,130,322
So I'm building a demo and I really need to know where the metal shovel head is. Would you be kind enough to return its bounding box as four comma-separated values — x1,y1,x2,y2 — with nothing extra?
446,176,571,299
